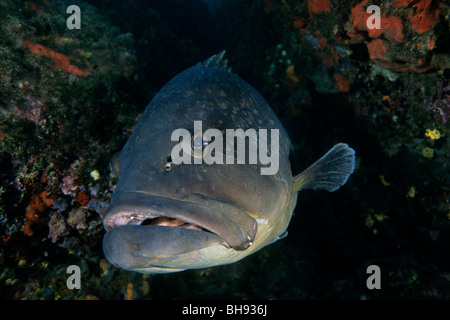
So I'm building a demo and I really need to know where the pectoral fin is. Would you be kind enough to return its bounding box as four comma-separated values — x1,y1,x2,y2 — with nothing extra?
292,143,355,194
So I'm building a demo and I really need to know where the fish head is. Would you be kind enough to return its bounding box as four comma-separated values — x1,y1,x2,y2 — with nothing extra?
102,64,292,273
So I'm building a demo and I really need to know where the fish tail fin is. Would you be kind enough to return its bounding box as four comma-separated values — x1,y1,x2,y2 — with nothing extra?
292,143,355,194
203,51,232,72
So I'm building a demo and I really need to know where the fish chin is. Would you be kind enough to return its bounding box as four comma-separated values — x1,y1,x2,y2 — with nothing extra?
103,224,228,273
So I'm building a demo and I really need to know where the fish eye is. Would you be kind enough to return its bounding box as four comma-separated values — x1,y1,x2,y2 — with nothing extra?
191,133,209,158
191,134,204,150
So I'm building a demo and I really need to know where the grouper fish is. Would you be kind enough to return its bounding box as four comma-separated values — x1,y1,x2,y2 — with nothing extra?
102,52,355,274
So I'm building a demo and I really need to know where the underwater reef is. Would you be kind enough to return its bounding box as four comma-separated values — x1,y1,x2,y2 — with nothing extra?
0,0,449,299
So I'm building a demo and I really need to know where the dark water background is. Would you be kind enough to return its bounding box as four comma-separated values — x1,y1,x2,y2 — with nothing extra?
0,0,449,300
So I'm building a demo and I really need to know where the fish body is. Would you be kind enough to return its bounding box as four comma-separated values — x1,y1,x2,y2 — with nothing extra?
102,52,355,274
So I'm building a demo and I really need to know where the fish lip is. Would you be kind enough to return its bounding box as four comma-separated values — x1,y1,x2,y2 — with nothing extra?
103,190,257,251
103,224,227,272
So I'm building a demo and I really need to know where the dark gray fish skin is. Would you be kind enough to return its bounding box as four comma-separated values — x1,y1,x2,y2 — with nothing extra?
102,53,355,274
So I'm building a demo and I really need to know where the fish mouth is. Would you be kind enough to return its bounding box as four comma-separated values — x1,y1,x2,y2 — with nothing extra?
105,208,218,235
102,191,257,271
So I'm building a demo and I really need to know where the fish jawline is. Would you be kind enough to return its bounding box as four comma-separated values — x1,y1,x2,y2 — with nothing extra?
102,191,257,251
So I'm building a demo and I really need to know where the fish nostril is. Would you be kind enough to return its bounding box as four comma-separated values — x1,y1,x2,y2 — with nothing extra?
165,156,174,171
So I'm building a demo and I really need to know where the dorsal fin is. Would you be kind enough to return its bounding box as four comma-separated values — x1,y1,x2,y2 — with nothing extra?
203,51,232,72
292,143,355,194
